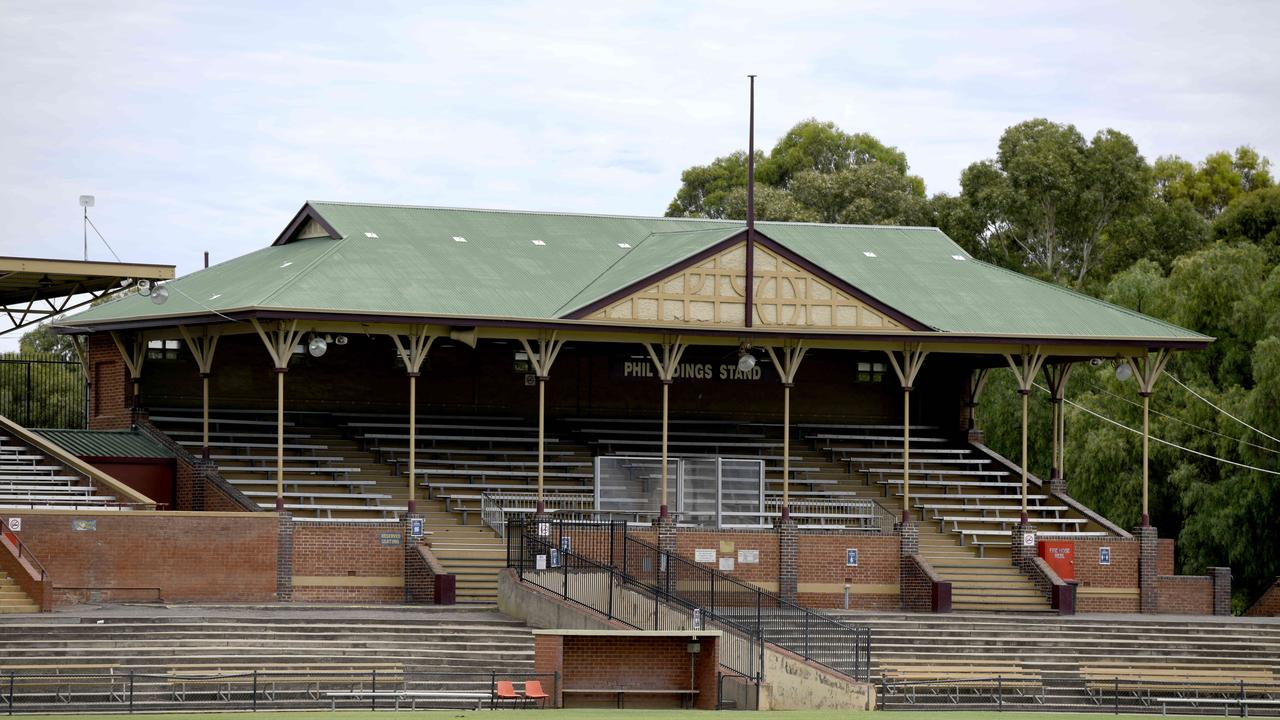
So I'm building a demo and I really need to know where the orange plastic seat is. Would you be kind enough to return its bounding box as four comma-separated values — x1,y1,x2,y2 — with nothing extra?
522,679,550,708
495,679,520,703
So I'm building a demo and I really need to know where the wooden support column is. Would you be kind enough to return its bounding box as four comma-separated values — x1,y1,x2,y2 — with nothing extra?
885,343,928,522
251,319,304,513
519,332,565,513
1042,363,1074,494
179,326,220,461
108,331,147,421
1004,347,1048,521
765,340,807,520
391,327,437,515
964,367,990,440
1125,350,1171,526
644,337,688,519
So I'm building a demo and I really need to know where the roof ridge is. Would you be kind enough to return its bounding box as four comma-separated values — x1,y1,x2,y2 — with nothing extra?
307,200,942,231
553,225,745,317
256,234,350,308
967,259,1212,340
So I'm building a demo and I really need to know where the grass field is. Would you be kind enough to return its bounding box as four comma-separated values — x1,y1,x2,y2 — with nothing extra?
24,707,1213,712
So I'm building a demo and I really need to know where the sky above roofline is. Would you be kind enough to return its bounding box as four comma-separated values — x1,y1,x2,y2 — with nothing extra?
3,1,1277,346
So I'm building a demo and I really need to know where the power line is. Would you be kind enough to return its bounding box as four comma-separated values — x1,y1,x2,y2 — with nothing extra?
1033,382,1280,477
1076,378,1280,456
1165,372,1280,447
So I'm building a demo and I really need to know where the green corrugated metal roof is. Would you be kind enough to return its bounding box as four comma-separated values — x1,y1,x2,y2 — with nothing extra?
34,429,174,459
61,201,1208,342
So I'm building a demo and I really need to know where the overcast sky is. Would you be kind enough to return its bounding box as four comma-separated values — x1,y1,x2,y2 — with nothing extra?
2,0,1278,289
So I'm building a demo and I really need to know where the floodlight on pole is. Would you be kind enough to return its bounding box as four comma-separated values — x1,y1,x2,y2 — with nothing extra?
149,285,169,305
79,195,95,261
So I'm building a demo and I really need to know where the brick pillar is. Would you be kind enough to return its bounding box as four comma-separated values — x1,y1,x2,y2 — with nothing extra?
276,512,294,601
1210,566,1232,616
404,512,424,603
1010,520,1037,574
1136,525,1159,613
653,514,677,556
896,518,918,556
777,518,798,602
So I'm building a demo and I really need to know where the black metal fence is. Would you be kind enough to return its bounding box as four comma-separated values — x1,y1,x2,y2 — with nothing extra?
0,356,85,429
879,674,1280,716
506,519,872,683
1,668,557,714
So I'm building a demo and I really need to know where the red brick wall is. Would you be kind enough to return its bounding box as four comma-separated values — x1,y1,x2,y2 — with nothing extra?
557,634,718,710
291,521,406,602
797,533,899,609
3,510,276,605
405,544,451,603
1156,575,1213,615
534,635,565,707
1157,538,1175,576
88,334,132,430
1073,537,1140,612
1246,578,1280,617
674,529,778,587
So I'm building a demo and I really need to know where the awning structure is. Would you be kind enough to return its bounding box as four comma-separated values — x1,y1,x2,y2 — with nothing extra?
0,256,174,337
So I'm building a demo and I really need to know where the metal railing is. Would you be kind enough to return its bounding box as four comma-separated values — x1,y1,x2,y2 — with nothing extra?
480,492,595,538
0,524,46,581
507,519,765,687
507,519,872,683
879,673,1280,716
0,668,558,714
0,356,85,430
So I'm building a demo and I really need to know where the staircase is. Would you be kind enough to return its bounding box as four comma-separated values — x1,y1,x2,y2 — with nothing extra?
418,503,507,604
0,569,37,613
0,432,118,509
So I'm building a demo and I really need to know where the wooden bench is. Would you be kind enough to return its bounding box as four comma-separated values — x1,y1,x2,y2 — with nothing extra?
150,415,295,427
217,466,360,480
179,441,329,452
166,663,402,701
344,421,539,434
809,433,948,443
0,664,122,703
225,478,376,488
935,515,1088,532
166,430,314,441
326,689,489,710
881,663,1043,704
1081,664,1278,704
562,687,699,709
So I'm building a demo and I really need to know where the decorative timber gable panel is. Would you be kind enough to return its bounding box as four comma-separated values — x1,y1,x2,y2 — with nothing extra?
582,241,908,330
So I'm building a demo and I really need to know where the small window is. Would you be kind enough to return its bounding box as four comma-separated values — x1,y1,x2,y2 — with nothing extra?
146,339,181,361
856,361,886,383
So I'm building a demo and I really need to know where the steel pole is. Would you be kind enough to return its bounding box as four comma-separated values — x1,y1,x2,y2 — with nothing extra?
660,380,670,518
1141,392,1150,526
782,383,791,517
201,373,211,461
276,369,285,512
408,373,418,514
537,376,546,512
1020,389,1029,521
901,387,911,521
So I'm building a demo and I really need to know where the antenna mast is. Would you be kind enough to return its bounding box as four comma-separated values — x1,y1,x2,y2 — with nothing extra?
78,195,95,261
745,75,756,328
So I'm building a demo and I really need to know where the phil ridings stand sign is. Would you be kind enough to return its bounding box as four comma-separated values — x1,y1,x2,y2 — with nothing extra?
613,352,765,383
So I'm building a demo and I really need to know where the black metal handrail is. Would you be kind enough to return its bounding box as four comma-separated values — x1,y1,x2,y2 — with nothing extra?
507,520,764,683
507,519,871,682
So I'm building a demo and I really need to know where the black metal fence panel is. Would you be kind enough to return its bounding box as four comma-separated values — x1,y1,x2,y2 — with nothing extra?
0,356,85,429
506,519,872,684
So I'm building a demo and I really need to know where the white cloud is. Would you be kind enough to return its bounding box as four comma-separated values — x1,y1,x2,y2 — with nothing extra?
0,0,1277,290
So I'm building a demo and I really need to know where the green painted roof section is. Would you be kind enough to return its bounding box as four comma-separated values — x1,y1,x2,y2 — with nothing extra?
61,202,1207,341
34,429,174,459
759,223,1206,339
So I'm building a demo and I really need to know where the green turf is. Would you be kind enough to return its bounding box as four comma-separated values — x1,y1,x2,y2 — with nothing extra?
32,707,1218,712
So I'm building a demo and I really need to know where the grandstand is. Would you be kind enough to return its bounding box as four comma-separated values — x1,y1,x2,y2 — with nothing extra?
0,201,1262,713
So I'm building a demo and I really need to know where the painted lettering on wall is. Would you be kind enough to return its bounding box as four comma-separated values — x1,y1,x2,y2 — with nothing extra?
618,361,763,381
